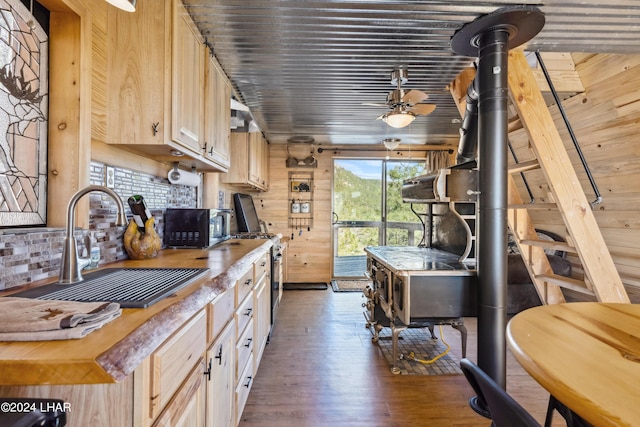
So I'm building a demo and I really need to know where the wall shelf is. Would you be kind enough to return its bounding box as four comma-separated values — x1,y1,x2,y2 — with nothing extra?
288,171,313,237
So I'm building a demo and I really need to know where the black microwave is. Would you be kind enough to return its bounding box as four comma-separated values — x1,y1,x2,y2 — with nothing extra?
164,208,232,248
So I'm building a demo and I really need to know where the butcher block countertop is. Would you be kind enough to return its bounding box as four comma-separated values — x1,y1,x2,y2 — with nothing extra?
0,238,272,386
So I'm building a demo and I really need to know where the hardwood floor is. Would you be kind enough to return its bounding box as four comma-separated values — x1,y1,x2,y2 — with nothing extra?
239,289,564,427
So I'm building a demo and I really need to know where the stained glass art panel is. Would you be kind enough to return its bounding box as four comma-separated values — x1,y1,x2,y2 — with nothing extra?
0,0,48,227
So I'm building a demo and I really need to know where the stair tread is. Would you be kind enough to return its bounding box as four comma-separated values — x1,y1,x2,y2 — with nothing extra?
535,273,595,296
520,239,576,253
508,203,557,210
508,159,540,174
508,117,523,132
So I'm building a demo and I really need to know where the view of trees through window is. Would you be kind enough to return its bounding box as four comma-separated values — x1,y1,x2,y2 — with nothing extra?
333,160,426,257
386,162,427,246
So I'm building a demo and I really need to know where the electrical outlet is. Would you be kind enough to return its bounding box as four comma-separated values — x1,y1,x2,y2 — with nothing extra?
106,166,116,189
218,190,225,208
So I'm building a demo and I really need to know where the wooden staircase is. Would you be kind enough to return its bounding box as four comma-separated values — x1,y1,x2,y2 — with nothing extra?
450,50,629,304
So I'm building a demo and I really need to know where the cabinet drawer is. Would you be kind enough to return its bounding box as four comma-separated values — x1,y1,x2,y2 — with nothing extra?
235,356,254,421
236,266,254,306
236,318,254,379
235,289,254,337
208,288,234,344
150,310,207,420
255,252,269,282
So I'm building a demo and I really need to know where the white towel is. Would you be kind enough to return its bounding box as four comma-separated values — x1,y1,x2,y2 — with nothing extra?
0,297,122,341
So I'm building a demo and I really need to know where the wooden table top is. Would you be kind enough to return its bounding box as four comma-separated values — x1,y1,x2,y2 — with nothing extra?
507,302,640,427
0,239,271,386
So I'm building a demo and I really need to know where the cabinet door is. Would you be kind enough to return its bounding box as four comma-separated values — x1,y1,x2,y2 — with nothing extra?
248,132,266,187
153,359,206,427
172,0,205,154
204,54,231,170
106,0,169,145
206,320,235,427
221,132,250,185
260,135,270,189
248,132,260,186
253,278,270,372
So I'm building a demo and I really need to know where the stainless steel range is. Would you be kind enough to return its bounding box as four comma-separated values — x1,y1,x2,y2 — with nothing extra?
234,233,283,336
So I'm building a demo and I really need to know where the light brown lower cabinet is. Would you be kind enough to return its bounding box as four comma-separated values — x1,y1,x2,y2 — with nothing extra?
253,277,270,372
206,320,236,427
153,358,206,427
235,356,254,420
149,310,208,420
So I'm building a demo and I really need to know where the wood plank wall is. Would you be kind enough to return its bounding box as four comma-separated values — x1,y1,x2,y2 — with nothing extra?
239,144,453,283
508,53,640,290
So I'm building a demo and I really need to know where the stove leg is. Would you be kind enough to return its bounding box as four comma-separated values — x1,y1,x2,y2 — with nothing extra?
372,323,383,342
451,321,468,358
390,323,407,374
427,324,436,340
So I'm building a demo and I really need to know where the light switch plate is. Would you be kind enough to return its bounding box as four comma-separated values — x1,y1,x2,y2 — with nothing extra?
106,166,116,188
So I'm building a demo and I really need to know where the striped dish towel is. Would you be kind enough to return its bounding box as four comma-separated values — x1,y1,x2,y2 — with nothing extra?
0,297,122,341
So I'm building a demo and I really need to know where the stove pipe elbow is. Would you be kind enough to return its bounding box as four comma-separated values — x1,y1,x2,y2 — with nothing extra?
456,77,479,165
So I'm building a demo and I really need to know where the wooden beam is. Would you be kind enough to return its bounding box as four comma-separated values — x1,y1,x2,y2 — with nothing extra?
448,67,476,117
47,9,84,228
531,53,585,94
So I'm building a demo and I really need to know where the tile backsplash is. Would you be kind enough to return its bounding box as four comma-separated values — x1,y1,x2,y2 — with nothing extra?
0,161,198,290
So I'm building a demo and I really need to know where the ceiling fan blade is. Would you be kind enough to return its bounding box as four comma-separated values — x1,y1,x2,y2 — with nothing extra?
409,104,437,116
402,89,428,105
362,102,389,107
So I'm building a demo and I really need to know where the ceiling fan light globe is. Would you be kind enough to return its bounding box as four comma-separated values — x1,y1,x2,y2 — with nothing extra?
383,138,401,150
383,111,415,128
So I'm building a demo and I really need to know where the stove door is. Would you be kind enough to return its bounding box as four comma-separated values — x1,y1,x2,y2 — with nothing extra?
392,274,410,325
372,265,391,305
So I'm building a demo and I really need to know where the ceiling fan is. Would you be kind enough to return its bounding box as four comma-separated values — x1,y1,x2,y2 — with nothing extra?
364,68,436,128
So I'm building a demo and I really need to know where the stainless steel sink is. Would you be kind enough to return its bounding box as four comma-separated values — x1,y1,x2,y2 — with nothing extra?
9,268,209,308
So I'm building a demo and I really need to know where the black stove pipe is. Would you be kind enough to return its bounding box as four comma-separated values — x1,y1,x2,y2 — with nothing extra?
456,78,479,164
476,28,509,388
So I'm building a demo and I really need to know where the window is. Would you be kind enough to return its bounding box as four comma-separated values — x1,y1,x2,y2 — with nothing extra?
0,0,48,227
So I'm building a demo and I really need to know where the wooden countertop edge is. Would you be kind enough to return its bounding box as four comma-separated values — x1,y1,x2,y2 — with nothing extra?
96,240,272,382
0,239,273,386
96,269,232,382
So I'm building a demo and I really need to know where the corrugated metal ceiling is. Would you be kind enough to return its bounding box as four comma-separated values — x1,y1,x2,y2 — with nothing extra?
182,0,640,146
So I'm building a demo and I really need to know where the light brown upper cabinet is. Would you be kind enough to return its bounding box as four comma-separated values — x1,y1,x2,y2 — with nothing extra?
204,52,232,171
171,1,205,156
106,0,229,172
222,132,270,191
